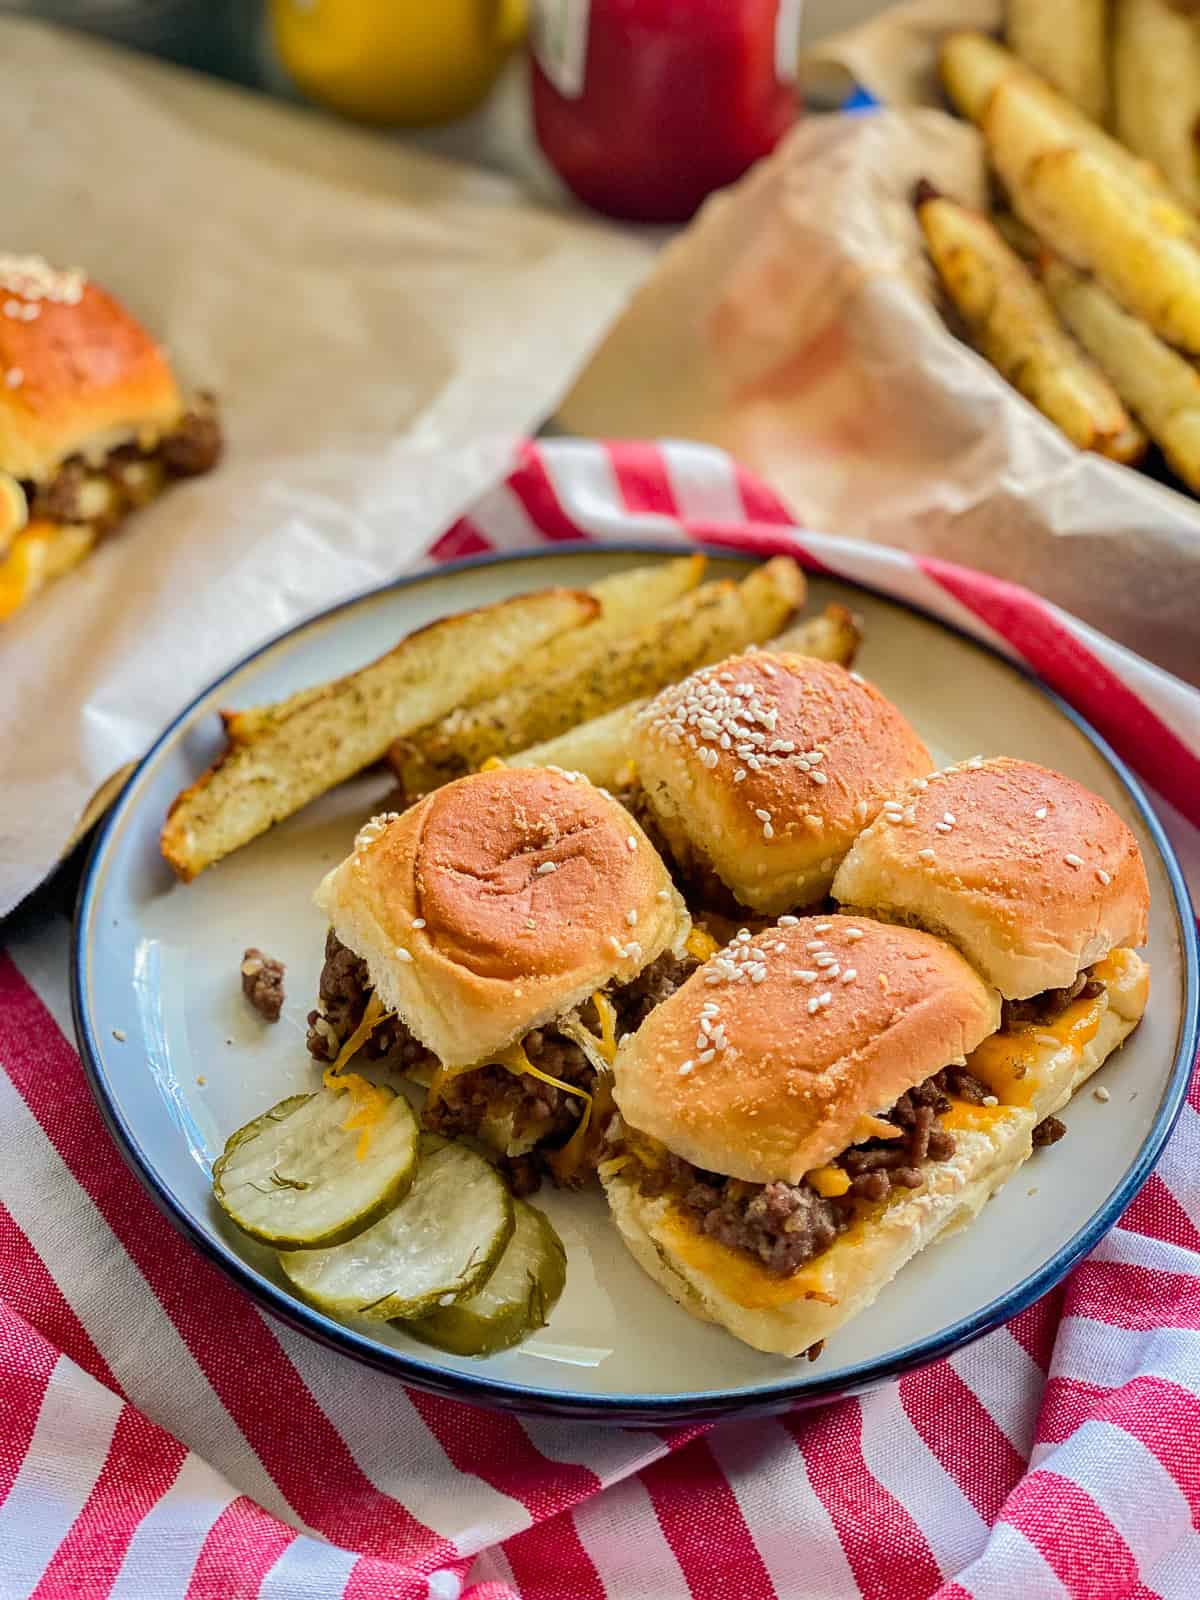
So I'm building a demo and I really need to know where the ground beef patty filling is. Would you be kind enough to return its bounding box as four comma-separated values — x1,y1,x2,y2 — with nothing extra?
619,1064,992,1279
306,932,698,1189
1001,966,1103,1030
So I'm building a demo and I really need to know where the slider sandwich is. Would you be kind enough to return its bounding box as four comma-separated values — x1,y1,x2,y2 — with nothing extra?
601,915,1014,1356
0,253,221,620
306,765,695,1190
628,652,932,915
832,757,1150,1138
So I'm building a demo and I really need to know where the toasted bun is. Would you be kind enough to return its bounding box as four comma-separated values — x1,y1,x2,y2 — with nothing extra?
603,944,1148,1356
0,257,182,482
831,758,1150,998
316,766,689,1067
631,653,932,915
612,915,1000,1184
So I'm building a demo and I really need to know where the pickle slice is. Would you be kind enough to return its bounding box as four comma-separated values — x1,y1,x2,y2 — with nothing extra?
279,1138,514,1320
213,1081,418,1250
406,1198,566,1357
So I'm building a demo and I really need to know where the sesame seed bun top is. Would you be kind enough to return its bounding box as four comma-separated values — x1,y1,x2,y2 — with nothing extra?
630,652,932,916
0,256,182,483
612,915,1000,1184
831,757,1150,999
315,766,689,1068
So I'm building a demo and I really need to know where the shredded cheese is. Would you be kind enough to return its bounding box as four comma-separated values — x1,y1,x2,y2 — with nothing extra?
685,926,720,962
322,990,389,1078
324,1071,392,1161
851,1112,903,1144
590,991,619,1064
479,756,507,772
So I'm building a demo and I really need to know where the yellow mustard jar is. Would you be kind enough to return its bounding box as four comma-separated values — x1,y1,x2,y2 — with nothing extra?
270,0,527,126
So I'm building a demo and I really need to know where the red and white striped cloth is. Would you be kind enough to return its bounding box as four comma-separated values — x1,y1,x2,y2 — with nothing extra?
2,440,1198,1600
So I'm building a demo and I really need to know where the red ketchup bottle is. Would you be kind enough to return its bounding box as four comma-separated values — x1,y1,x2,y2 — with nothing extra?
531,0,801,224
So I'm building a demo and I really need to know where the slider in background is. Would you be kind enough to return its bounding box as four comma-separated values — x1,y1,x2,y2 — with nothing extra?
0,254,221,620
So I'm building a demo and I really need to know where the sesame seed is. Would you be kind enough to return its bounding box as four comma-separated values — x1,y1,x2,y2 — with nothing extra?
5,367,23,388
112,1028,126,1042
967,756,985,769
981,1095,999,1107
755,809,772,823
840,968,857,983
849,670,865,684
810,771,828,786
1097,869,1111,886
698,1049,715,1062
806,996,822,1014
411,918,426,929
657,887,671,900
911,777,928,790
818,991,832,1007
762,822,774,839
935,822,952,834
845,928,863,941
535,861,556,875
734,769,747,782
814,953,837,968
779,915,798,926
814,923,832,933
626,941,642,961
737,929,752,941
917,848,935,863
806,940,826,952
626,836,638,852
1094,1086,1110,1103
795,969,818,982
696,1032,708,1049
761,662,777,677
943,812,956,825
1034,806,1048,820
626,909,638,926
679,1060,694,1076
395,948,413,963
1064,853,1083,869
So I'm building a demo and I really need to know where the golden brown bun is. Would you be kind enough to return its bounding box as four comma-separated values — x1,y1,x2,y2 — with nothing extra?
612,915,1000,1184
603,945,1148,1356
631,653,932,915
831,758,1150,998
316,766,689,1067
0,259,182,482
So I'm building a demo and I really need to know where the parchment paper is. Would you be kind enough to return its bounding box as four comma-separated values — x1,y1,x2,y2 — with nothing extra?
559,0,1200,686
0,19,654,918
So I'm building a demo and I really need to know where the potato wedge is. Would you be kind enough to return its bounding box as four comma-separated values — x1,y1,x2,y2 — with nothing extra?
392,557,805,795
1112,0,1200,210
770,602,862,667
986,86,1200,354
1005,0,1108,121
222,555,706,748
941,31,1175,202
507,601,861,789
161,587,597,880
917,190,1144,458
508,700,646,789
1043,254,1200,491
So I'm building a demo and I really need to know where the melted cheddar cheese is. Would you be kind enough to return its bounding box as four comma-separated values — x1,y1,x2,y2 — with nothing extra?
591,991,619,1065
966,990,1107,1108
806,1165,852,1199
325,1071,393,1161
323,990,390,1078
686,926,720,962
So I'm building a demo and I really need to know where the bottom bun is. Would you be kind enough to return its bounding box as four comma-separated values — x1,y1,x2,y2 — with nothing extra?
603,946,1149,1358
603,1105,1032,1357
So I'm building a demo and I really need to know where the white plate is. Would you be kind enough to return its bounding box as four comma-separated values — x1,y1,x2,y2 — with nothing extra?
72,546,1199,1423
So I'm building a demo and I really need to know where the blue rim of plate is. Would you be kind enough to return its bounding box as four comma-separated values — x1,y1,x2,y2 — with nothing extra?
71,541,1200,1424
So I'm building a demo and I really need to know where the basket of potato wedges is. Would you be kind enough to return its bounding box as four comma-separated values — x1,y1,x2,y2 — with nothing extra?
919,6,1200,496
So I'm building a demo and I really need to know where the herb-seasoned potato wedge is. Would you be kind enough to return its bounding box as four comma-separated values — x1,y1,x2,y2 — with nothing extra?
1043,255,1200,492
1112,0,1200,211
221,556,706,749
508,601,861,789
1005,0,1108,121
917,189,1144,459
985,86,1200,354
161,586,597,880
392,557,804,795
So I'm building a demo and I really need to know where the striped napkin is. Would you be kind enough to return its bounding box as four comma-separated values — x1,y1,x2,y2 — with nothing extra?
2,440,1198,1600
